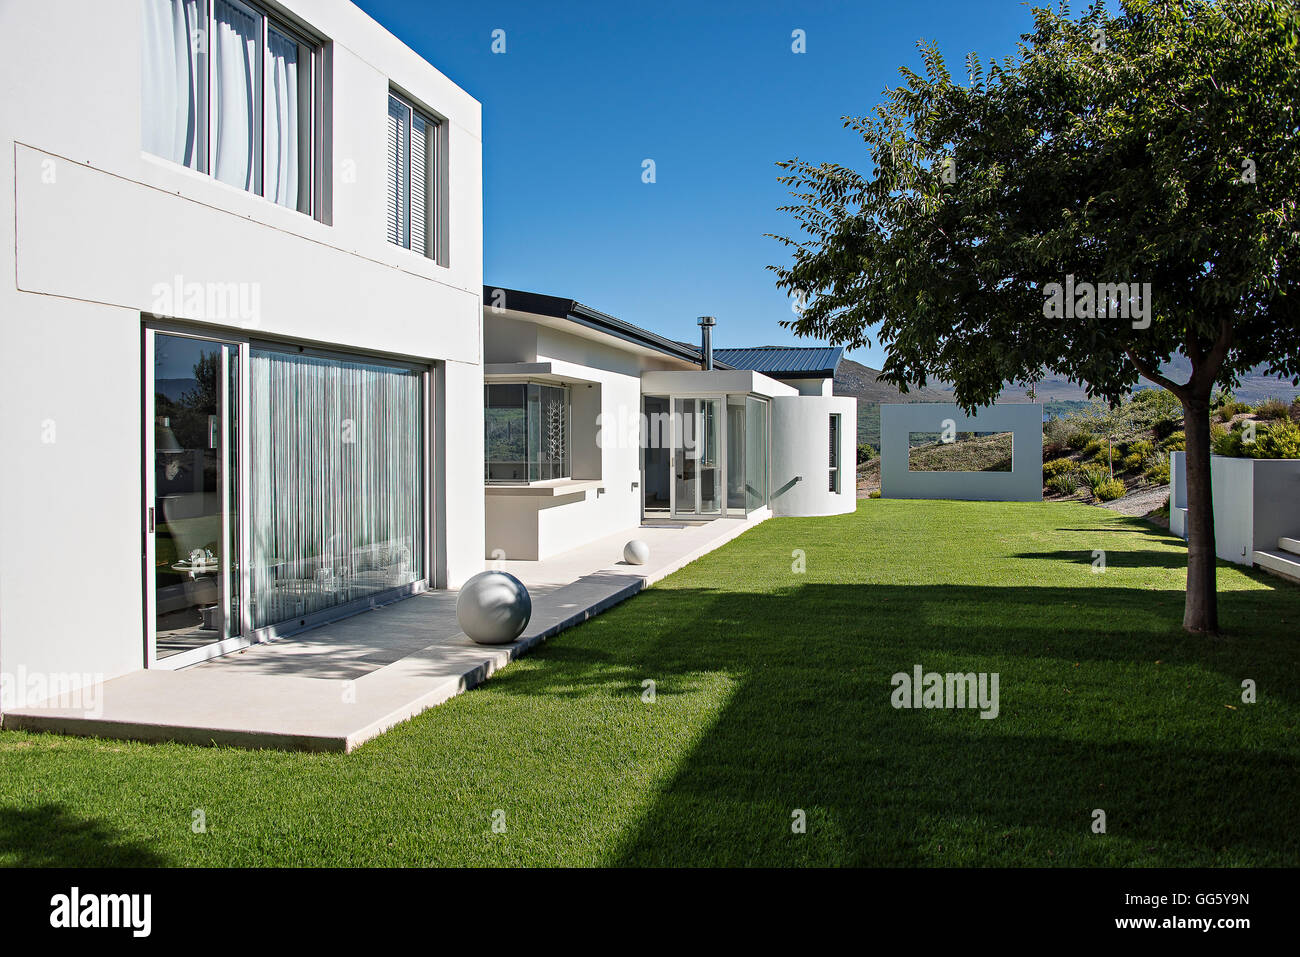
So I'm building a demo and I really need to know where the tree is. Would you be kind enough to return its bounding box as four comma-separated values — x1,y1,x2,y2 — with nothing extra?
770,0,1300,633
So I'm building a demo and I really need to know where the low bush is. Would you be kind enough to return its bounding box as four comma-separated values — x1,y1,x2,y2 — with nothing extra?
1095,478,1127,502
1253,419,1300,459
1121,452,1147,472
1144,461,1170,484
1161,430,1186,451
1254,398,1290,421
1042,457,1075,479
868,490,882,499
1046,474,1078,496
1217,400,1253,422
1079,464,1111,494
1082,438,1106,459
1066,430,1092,451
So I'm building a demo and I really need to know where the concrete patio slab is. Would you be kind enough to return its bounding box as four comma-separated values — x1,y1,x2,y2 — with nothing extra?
2,514,766,751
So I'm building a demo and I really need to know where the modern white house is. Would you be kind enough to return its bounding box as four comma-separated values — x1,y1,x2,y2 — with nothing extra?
482,288,856,560
0,0,486,690
0,1,854,737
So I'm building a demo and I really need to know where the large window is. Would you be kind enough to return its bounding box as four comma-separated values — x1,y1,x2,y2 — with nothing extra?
248,349,425,630
485,383,570,483
387,91,442,261
142,0,318,214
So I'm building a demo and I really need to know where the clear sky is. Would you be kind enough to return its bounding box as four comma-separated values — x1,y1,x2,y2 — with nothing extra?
354,0,1050,369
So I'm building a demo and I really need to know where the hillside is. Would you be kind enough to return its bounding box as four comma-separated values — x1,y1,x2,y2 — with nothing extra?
836,356,1298,448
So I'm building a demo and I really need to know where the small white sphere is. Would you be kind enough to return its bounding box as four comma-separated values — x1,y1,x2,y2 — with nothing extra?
457,571,532,645
623,539,650,565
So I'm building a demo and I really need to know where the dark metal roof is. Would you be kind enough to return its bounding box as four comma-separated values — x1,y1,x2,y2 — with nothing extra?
712,346,844,379
483,286,734,368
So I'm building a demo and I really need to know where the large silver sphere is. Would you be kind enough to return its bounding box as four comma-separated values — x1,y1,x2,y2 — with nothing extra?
623,539,650,565
456,571,531,645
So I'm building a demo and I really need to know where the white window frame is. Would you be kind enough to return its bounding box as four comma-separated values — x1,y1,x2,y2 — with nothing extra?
387,89,445,263
145,0,323,217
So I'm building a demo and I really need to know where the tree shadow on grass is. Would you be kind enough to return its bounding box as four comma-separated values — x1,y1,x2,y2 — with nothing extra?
0,804,171,867
483,581,1300,866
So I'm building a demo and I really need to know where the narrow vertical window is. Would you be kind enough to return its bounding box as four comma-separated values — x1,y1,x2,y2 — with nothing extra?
142,0,207,171
829,414,841,493
386,91,441,261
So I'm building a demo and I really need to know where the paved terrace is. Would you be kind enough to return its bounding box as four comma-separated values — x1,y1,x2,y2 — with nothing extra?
2,516,763,752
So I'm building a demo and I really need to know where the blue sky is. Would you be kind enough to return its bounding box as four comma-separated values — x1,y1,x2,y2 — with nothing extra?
355,0,1047,369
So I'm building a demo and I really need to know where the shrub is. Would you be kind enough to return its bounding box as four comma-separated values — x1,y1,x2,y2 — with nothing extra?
1127,439,1154,460
1082,438,1105,459
868,490,882,499
1121,452,1146,472
1291,397,1300,424
1254,398,1290,421
1152,417,1180,440
1079,464,1110,494
1095,478,1127,502
1043,417,1073,454
1161,430,1186,451
1066,430,1092,451
1253,419,1300,459
1144,461,1170,484
1042,457,1075,479
1217,400,1252,422
1047,474,1077,496
857,444,875,465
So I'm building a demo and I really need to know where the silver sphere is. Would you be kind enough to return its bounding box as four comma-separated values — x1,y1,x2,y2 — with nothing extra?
623,539,650,565
457,571,532,645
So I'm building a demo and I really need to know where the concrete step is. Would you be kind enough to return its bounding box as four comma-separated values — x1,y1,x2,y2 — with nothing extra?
1254,549,1300,585
1278,536,1300,557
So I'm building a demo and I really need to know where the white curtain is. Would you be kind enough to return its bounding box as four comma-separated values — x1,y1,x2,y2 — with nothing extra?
266,27,300,209
249,350,424,630
213,0,260,192
141,0,205,169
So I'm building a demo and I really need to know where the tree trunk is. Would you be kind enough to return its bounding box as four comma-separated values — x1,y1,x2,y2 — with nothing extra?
1181,391,1219,634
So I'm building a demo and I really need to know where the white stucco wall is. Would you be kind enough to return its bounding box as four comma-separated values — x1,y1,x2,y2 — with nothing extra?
483,315,696,560
770,396,858,516
0,0,484,687
879,403,1044,502
1168,453,1300,564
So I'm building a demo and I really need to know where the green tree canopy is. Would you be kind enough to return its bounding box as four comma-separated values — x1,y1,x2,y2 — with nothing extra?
770,0,1300,632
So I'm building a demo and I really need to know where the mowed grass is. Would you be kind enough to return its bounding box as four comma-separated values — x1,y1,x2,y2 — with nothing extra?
2,500,1297,867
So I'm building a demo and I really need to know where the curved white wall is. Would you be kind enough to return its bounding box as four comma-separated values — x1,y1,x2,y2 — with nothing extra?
770,396,857,517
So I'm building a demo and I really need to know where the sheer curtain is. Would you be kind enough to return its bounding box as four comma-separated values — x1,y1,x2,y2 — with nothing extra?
265,27,301,209
249,350,424,630
213,0,260,193
141,0,205,169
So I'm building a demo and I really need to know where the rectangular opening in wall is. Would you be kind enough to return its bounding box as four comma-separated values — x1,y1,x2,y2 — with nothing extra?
907,431,1013,472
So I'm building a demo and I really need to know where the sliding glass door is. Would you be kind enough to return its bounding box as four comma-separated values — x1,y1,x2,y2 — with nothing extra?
145,327,428,666
247,348,424,634
672,397,722,517
146,330,242,666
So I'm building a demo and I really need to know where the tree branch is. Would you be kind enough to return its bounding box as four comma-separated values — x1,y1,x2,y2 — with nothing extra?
1125,349,1187,399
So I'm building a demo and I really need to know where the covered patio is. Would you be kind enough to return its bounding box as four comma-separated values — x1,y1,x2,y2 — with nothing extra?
2,516,764,752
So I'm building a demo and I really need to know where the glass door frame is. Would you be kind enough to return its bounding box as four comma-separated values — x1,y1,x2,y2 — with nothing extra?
144,321,436,669
143,325,253,670
641,391,774,522
659,393,728,521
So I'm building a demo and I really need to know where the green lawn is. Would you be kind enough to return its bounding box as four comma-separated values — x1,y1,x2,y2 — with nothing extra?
2,500,1297,866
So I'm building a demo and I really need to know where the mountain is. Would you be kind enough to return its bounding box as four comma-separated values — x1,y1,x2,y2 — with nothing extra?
835,357,1297,446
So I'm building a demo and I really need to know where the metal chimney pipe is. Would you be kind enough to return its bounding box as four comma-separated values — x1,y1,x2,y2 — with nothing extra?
698,316,716,370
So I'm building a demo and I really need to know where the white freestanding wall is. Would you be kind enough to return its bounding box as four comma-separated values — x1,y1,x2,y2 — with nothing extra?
880,403,1044,501
0,0,484,694
770,396,858,516
1168,452,1300,565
